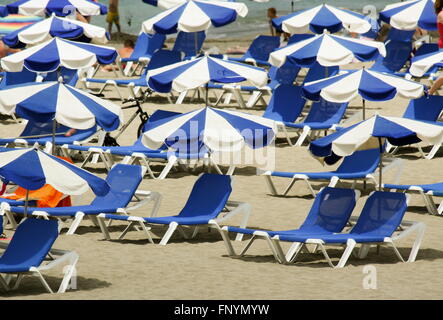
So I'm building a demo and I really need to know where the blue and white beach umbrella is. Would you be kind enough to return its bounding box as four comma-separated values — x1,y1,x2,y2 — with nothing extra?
302,69,425,103
1,37,117,72
147,55,268,93
379,0,437,31
0,148,109,196
409,50,443,77
2,14,109,49
269,33,386,68
309,115,443,188
143,0,237,9
0,82,123,131
142,0,248,34
272,4,372,35
142,107,277,153
6,0,107,17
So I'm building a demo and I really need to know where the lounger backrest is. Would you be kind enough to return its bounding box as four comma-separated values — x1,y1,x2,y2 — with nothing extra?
20,121,71,137
303,98,348,125
303,62,339,84
173,31,206,59
336,148,380,174
143,49,183,76
0,219,58,271
351,191,407,236
268,62,300,87
178,174,232,218
386,28,415,42
0,69,37,89
91,164,143,208
42,67,79,86
242,35,280,62
263,84,305,123
287,33,315,45
403,95,443,122
414,43,439,57
131,32,166,60
300,187,357,232
372,41,412,72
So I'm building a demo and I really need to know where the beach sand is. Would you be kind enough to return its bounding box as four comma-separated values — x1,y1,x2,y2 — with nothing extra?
1,39,443,300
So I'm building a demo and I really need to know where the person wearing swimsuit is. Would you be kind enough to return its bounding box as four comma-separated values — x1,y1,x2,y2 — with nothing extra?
428,0,443,94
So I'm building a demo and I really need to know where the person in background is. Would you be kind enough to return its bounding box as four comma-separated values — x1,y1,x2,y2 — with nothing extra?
107,0,121,39
102,39,135,72
0,41,20,59
267,7,289,41
424,0,443,95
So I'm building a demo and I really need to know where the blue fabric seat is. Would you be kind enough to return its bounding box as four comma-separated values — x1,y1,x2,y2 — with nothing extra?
41,67,79,86
216,187,358,260
263,84,306,123
98,174,251,245
0,69,37,89
264,148,380,197
228,35,280,67
0,218,78,293
272,192,416,267
173,31,206,59
5,164,149,235
120,32,166,64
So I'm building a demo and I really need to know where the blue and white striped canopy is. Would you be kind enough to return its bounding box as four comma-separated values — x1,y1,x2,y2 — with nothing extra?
2,14,109,48
147,55,268,93
379,0,436,31
142,107,277,153
302,69,425,103
409,50,443,77
269,33,386,68
272,4,372,35
309,115,443,161
6,0,107,17
0,82,123,131
0,148,109,195
142,0,248,34
1,37,117,72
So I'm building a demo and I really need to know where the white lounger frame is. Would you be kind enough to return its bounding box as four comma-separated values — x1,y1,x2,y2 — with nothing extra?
1,166,162,235
98,198,251,246
0,226,79,294
385,185,443,215
260,157,404,197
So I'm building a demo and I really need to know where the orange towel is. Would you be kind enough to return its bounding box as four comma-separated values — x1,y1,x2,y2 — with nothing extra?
0,156,73,208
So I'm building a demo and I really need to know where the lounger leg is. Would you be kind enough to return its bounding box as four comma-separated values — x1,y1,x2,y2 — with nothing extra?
385,239,406,263
11,274,23,290
0,275,9,291
159,222,178,246
358,244,371,259
283,178,298,197
336,239,357,268
264,237,285,264
191,226,199,239
285,242,303,263
264,175,278,196
117,221,136,240
97,216,111,240
295,127,311,147
66,212,85,235
215,225,237,256
238,236,256,257
407,224,426,263
138,221,154,244
30,269,53,294
157,156,177,180
425,143,441,160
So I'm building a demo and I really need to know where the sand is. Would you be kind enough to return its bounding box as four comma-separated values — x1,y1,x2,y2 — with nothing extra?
1,39,443,300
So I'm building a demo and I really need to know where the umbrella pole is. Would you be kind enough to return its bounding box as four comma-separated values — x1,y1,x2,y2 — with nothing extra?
194,32,198,56
291,1,294,12
378,138,383,191
52,119,56,155
24,189,29,218
363,99,366,120
205,83,209,106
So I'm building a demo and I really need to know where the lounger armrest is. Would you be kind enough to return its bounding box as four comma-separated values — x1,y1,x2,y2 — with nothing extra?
37,250,79,272
391,220,426,242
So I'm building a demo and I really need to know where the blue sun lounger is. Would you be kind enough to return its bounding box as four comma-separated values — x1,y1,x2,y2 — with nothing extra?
227,35,280,67
173,31,206,60
1,164,161,235
120,32,166,76
383,182,443,215
0,219,78,294
269,191,425,268
84,50,182,101
281,98,349,146
211,187,359,263
261,148,403,197
0,121,100,153
97,174,251,245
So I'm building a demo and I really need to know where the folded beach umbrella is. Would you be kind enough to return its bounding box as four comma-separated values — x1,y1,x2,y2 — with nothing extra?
0,14,42,35
6,0,107,17
0,81,123,131
379,0,437,31
269,33,386,68
142,0,248,34
409,50,443,77
309,115,443,189
3,14,109,49
302,69,425,119
147,55,267,102
0,147,109,214
272,4,372,35
1,37,117,72
142,106,276,153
